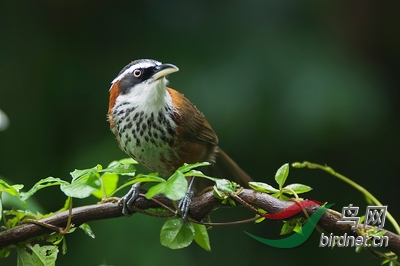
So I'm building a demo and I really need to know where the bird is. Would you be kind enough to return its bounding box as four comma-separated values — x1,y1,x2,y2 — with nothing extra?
108,59,252,218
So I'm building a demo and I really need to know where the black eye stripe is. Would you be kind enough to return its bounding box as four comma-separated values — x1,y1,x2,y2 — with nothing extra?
141,66,156,80
117,66,158,95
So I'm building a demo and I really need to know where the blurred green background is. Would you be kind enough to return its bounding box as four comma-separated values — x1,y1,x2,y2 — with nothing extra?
1,1,399,265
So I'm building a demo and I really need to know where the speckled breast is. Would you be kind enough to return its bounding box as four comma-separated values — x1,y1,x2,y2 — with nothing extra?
110,101,179,176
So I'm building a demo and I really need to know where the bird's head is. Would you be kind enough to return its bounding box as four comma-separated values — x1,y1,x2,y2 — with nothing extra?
108,59,179,112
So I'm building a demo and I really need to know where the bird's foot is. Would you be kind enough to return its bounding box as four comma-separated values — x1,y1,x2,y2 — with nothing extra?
177,189,194,221
119,183,141,216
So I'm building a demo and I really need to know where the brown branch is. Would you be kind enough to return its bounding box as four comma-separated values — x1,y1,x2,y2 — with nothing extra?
1,188,399,256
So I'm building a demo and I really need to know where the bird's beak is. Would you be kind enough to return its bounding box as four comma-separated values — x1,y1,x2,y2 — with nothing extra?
152,63,179,81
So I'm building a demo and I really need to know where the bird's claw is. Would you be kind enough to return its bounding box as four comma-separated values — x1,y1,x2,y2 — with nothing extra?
177,190,194,221
119,183,141,216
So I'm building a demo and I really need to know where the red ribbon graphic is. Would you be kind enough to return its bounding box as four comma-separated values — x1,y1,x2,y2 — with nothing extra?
263,200,322,219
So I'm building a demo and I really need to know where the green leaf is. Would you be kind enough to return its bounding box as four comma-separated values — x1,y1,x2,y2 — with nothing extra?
101,164,136,176
133,174,166,183
255,216,265,223
66,226,77,234
101,158,137,176
183,169,213,180
355,245,363,253
255,209,266,223
108,157,137,166
193,223,211,251
70,165,101,181
359,215,365,224
275,163,289,189
17,244,59,266
79,223,95,239
280,218,303,235
249,182,279,193
0,247,10,258
20,177,68,201
91,173,119,199
212,185,226,200
4,210,36,228
61,238,67,255
215,179,235,193
283,183,312,194
292,221,303,233
160,218,194,249
280,220,295,235
146,171,187,200
60,171,101,199
46,234,63,245
228,198,236,206
146,182,167,199
278,194,290,201
367,229,386,237
112,173,166,196
0,179,23,197
177,162,210,173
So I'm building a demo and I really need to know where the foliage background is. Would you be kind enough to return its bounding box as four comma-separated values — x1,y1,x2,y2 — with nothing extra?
1,1,399,265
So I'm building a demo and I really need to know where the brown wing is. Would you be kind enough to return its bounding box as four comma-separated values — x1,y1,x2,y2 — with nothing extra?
167,88,218,166
166,88,252,189
167,88,218,146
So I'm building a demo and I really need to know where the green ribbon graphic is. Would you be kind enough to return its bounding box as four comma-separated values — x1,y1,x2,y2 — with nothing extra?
245,203,334,248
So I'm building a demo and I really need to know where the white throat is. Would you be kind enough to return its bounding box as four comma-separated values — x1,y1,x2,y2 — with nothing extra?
114,77,172,113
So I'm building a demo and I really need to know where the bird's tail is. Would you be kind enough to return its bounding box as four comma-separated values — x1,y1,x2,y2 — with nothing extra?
212,147,253,187
194,147,252,192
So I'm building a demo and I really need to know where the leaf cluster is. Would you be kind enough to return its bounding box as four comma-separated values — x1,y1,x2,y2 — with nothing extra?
0,159,228,264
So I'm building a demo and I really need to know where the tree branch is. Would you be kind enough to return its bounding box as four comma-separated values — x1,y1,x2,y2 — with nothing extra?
1,188,399,256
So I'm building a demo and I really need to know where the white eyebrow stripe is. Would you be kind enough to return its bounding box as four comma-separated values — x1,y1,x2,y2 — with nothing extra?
111,61,162,84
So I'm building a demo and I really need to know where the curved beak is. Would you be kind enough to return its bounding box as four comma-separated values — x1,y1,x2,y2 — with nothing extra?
152,63,179,81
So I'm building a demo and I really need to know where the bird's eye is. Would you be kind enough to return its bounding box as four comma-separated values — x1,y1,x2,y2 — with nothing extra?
133,69,142,77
